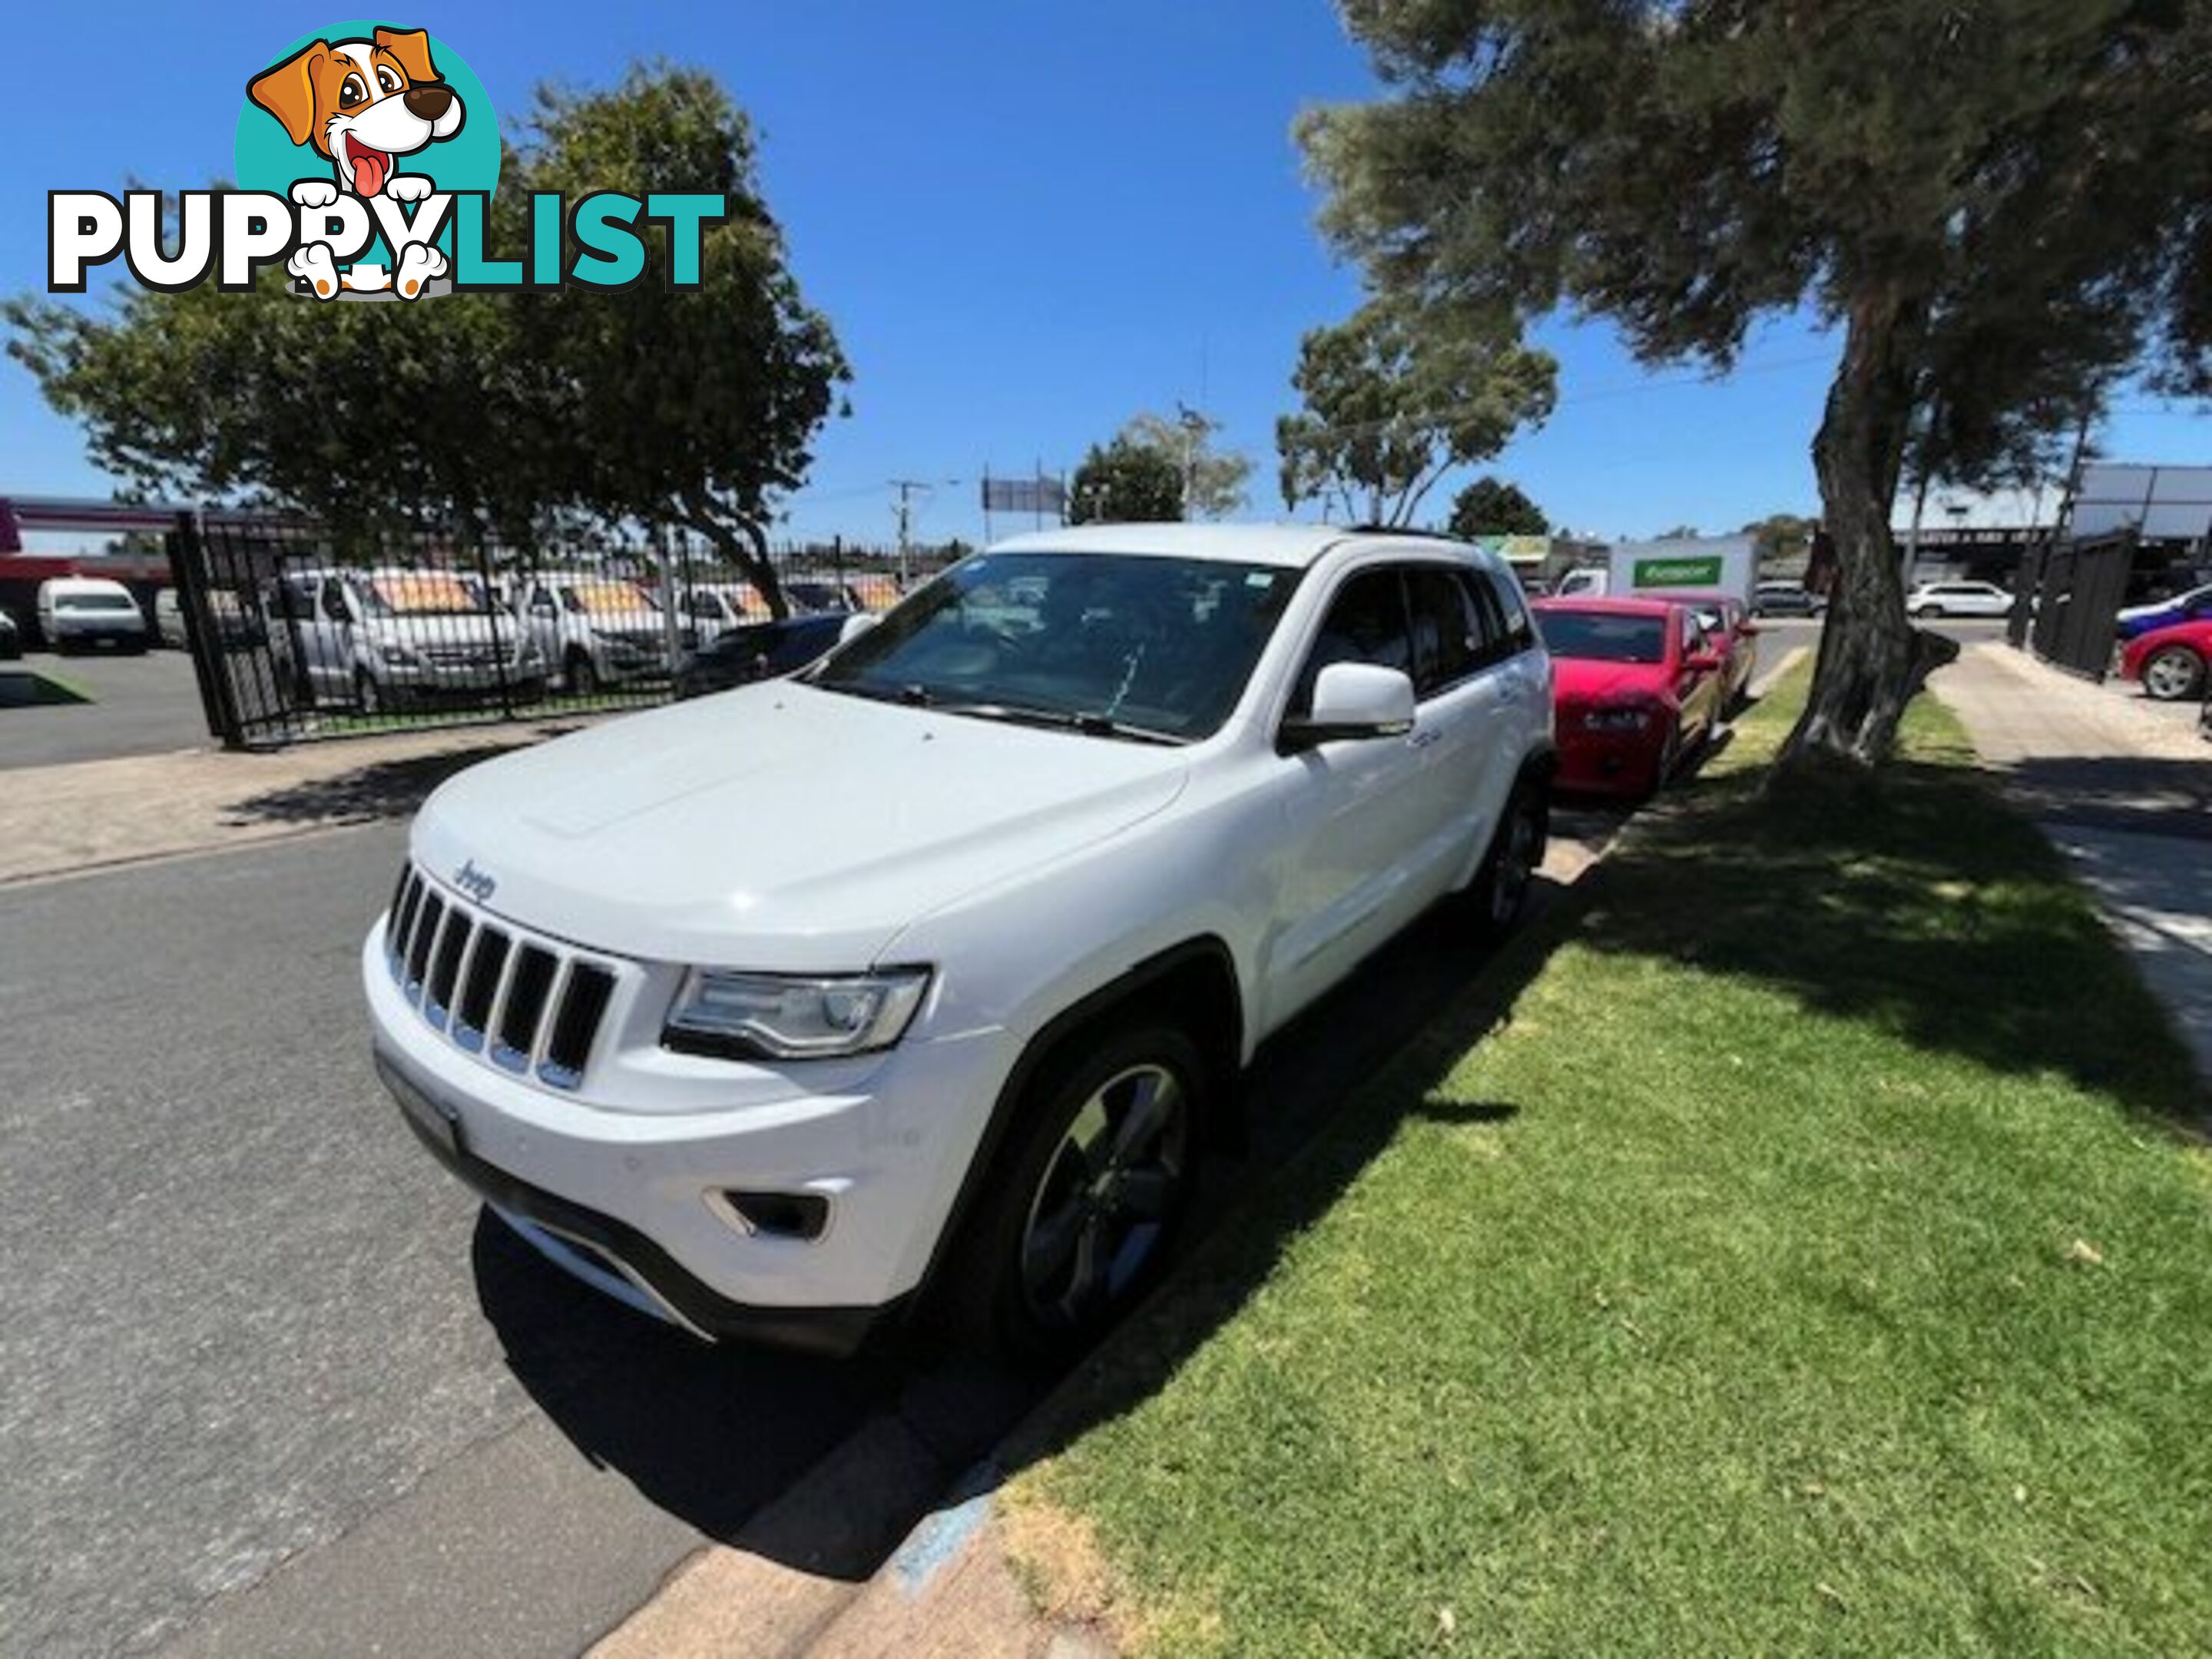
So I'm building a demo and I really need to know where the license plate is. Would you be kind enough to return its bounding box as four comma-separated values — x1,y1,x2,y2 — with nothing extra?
388,1065,463,1159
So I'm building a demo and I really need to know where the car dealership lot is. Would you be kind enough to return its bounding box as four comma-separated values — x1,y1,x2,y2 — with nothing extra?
1,793,1617,1658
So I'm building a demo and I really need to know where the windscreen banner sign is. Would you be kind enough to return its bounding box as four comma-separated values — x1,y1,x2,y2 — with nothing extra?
46,22,725,303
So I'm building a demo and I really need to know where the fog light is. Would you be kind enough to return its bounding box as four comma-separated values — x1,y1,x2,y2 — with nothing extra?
724,1190,829,1240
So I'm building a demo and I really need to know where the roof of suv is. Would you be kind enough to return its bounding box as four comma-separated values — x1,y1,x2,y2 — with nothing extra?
985,522,1468,569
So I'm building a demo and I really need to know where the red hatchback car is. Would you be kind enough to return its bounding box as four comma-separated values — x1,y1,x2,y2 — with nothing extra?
1532,597,1730,799
2118,616,2212,702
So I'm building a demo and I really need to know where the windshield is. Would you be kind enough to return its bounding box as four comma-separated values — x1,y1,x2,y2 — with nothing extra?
810,551,1305,741
564,581,659,617
58,591,141,613
1538,611,1668,664
363,572,493,618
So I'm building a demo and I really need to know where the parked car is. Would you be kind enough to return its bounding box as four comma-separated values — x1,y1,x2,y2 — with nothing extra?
1751,581,1823,619
671,582,772,651
515,572,671,694
2114,581,2212,642
674,611,849,700
364,525,1555,1362
1554,567,1608,598
1532,596,1727,799
155,585,267,651
2117,616,2212,702
0,606,21,660
1649,591,1757,708
38,576,149,654
267,568,545,714
1906,579,2013,620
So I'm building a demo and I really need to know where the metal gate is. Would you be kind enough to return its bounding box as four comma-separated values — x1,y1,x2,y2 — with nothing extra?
2015,531,2134,681
170,513,699,748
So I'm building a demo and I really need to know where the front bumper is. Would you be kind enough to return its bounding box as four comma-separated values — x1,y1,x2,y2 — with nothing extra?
362,925,1013,1351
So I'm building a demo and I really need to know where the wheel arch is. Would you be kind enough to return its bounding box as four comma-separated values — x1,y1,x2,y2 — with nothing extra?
911,936,1244,1309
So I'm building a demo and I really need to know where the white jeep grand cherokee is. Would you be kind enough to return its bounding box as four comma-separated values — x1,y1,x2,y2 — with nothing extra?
364,525,1554,1359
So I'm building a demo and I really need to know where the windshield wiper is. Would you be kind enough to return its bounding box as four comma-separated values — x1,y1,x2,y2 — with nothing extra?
928,701,1190,747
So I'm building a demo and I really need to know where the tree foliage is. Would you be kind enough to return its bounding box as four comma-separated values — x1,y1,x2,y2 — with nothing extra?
5,66,848,617
1068,434,1185,525
1742,512,1820,568
1446,475,1547,538
1277,298,1556,526
1300,1,2212,763
1118,409,1253,519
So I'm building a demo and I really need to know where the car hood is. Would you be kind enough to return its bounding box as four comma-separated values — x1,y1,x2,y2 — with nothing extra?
1550,658,1673,704
409,682,1191,970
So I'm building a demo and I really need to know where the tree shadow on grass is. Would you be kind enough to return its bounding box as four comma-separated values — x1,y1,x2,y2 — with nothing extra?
1588,758,2207,1129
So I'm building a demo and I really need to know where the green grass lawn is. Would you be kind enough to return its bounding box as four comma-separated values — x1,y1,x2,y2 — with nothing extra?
1015,668,2212,1656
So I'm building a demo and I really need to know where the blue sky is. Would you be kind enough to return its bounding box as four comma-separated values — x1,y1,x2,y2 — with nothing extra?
4,0,2207,551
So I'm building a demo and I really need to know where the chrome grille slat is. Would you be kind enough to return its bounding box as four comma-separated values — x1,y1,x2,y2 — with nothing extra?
386,859,619,1091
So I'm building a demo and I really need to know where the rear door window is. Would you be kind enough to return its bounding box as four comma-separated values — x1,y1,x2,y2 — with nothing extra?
1406,568,1481,697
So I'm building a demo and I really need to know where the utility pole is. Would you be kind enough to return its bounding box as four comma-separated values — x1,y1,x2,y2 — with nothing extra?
1176,402,1207,519
889,479,930,589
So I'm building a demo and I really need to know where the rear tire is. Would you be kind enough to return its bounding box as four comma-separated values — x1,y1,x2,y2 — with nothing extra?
353,668,384,716
1469,777,1547,937
2141,644,2206,702
941,1023,1207,1369
567,650,599,697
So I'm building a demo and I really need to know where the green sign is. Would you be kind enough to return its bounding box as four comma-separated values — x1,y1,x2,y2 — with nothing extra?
1633,556,1724,588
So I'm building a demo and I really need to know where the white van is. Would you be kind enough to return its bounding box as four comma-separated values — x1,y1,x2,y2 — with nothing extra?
267,568,545,714
38,577,149,654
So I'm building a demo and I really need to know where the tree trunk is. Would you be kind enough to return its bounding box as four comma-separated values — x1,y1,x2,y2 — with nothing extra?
1780,293,1958,770
679,498,789,620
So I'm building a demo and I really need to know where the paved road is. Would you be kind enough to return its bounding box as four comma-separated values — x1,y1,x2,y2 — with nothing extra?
3,786,1634,1658
0,651,214,771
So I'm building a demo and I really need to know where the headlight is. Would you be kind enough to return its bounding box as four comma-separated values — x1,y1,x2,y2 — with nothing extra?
1582,705,1655,732
664,968,931,1060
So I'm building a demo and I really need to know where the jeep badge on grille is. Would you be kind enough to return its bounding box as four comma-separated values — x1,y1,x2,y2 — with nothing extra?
453,859,497,904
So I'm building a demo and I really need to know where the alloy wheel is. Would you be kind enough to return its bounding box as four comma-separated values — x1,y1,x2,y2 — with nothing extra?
1018,1062,1190,1333
2143,648,2203,701
1490,799,1539,926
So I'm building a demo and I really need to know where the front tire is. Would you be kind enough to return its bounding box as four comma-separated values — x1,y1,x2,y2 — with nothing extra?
2141,644,2206,702
1913,604,1945,620
353,668,385,716
945,1024,1207,1367
566,650,599,697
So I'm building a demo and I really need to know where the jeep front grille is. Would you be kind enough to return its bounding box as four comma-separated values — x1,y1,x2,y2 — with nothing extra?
383,863,622,1091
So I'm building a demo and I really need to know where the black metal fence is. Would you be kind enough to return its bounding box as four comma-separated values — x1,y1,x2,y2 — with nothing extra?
167,512,912,748
2010,531,2134,680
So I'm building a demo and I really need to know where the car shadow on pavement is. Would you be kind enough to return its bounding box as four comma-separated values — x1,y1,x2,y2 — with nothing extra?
470,1211,904,1545
467,869,1594,1580
221,742,529,829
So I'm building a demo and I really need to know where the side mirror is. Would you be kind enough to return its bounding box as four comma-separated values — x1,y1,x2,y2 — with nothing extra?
838,612,881,646
1685,651,1723,674
1737,619,1761,636
1281,662,1417,752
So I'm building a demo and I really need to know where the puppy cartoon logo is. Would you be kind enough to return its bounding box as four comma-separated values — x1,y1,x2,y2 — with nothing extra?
47,28,724,300
237,22,498,302
247,30,465,203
